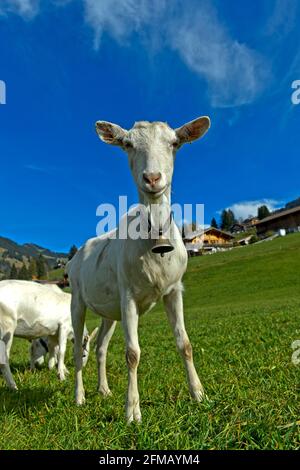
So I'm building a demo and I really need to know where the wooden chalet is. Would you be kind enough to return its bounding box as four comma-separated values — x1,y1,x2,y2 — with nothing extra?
255,206,300,236
183,227,235,255
243,217,259,227
230,222,247,233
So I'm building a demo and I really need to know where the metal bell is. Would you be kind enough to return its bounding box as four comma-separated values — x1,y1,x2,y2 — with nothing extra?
151,234,174,257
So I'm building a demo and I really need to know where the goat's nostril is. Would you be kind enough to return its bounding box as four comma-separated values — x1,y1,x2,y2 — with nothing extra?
143,172,161,186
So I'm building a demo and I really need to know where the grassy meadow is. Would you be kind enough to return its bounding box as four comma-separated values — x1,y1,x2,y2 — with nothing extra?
1,233,300,450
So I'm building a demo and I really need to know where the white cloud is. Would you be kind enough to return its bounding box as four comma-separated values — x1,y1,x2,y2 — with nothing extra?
23,163,57,175
83,0,269,107
225,199,282,220
166,3,269,108
83,0,167,48
0,0,270,107
265,0,298,38
0,0,71,17
0,0,40,18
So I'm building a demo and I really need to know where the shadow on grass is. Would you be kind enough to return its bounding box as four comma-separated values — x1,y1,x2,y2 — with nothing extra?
9,361,32,374
0,385,55,414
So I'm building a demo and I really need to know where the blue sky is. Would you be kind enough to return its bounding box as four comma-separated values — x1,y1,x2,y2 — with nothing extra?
0,0,299,252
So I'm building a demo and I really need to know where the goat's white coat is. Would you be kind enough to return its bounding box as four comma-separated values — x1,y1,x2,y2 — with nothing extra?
0,280,94,388
67,117,210,422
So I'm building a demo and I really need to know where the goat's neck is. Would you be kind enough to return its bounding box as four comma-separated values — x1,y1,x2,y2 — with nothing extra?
138,186,171,213
137,186,173,234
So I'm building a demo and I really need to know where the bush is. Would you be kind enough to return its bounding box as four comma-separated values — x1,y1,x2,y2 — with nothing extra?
265,230,275,238
249,235,259,244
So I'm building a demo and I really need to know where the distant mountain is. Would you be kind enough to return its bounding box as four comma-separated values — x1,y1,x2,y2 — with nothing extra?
0,236,67,279
271,197,300,216
285,197,300,210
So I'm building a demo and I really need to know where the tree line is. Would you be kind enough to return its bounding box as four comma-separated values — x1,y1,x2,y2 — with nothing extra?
210,205,271,231
8,244,78,281
9,254,48,280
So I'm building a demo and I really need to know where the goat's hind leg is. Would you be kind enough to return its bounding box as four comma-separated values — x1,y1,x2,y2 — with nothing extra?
0,332,18,390
96,318,116,396
57,326,68,381
71,292,87,405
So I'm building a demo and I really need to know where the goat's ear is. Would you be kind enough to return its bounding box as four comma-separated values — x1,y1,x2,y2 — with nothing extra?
95,121,127,146
175,116,210,145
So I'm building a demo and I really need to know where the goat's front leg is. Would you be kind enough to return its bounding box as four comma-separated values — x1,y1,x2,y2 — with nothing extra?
96,318,116,396
163,286,205,401
121,294,141,423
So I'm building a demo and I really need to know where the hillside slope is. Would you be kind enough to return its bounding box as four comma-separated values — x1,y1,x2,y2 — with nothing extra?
1,233,300,449
0,235,67,278
184,232,300,312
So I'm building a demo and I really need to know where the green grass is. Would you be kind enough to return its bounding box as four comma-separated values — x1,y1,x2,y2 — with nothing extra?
45,267,64,281
232,228,256,241
1,234,300,449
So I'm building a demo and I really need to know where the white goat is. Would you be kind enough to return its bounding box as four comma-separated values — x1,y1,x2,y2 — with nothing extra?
67,117,210,422
0,280,97,389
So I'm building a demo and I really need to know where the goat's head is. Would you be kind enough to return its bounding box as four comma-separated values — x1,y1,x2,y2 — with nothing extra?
30,338,47,368
95,117,210,201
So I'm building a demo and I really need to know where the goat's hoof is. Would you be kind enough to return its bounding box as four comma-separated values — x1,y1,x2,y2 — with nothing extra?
134,413,142,423
126,403,142,424
98,386,112,397
127,414,142,424
191,388,205,402
76,395,85,406
58,373,66,381
9,384,18,391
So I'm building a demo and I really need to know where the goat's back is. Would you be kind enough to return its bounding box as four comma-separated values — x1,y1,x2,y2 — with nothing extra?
0,280,71,339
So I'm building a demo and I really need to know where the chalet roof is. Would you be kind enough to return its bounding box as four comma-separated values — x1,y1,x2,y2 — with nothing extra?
184,226,235,241
231,222,247,228
243,217,259,223
255,205,300,225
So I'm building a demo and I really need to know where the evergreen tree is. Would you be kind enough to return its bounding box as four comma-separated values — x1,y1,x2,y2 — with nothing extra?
220,209,236,231
9,264,18,279
220,210,230,230
257,205,270,220
18,263,29,280
36,254,47,279
211,217,218,229
28,257,37,279
227,209,236,227
68,245,78,261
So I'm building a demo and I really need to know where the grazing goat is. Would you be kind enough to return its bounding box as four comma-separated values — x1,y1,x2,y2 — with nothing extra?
0,280,97,389
30,337,59,370
67,117,210,422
